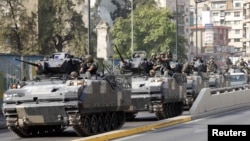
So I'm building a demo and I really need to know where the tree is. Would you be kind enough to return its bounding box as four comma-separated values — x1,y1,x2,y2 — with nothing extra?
38,0,87,56
111,3,187,59
0,0,38,54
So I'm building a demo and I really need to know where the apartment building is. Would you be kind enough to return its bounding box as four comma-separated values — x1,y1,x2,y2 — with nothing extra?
156,0,190,59
243,0,250,59
190,0,246,62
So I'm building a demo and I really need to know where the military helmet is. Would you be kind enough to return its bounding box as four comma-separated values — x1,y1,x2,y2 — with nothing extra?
160,51,166,55
151,53,156,57
156,55,161,59
70,71,78,78
85,55,93,62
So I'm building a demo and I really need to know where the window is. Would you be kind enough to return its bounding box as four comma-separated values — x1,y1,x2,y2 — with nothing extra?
234,2,241,8
234,12,240,17
220,19,224,24
213,13,219,16
225,12,231,16
235,29,240,34
234,39,240,42
234,21,240,25
225,21,231,25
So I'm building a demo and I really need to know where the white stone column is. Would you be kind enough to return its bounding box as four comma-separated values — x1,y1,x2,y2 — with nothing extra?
96,21,112,60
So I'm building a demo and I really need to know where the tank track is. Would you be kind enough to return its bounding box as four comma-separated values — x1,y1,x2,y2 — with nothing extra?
5,116,66,137
72,111,126,137
155,102,184,120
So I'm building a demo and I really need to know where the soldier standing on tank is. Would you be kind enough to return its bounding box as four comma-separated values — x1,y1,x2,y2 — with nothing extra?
79,55,98,78
206,56,218,74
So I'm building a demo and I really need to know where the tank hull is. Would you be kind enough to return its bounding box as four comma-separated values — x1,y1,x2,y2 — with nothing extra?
127,73,187,120
2,75,131,137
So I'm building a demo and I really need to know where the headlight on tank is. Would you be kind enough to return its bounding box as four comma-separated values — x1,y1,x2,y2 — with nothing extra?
151,78,163,82
4,92,24,100
69,80,85,86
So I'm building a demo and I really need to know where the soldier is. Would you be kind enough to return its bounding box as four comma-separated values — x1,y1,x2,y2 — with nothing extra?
224,56,233,73
69,71,79,80
239,58,248,68
166,49,173,61
149,55,163,76
225,56,233,67
206,56,218,73
79,55,98,78
147,53,157,70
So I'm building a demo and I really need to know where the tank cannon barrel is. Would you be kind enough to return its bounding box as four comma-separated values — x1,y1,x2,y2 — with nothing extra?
114,45,126,64
15,58,39,67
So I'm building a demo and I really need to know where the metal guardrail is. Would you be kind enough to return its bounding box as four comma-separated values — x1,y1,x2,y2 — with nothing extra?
210,84,250,94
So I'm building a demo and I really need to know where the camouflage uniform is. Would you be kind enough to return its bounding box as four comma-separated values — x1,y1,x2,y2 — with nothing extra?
239,58,248,67
80,55,98,78
206,56,218,73
149,55,162,76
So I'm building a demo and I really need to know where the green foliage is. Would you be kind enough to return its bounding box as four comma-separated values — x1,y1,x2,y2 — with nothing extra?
38,0,87,56
0,0,38,55
111,4,180,58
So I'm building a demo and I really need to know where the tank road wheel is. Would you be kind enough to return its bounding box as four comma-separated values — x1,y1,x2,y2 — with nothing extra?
155,104,168,120
168,103,174,118
177,102,184,116
110,113,118,130
90,115,98,135
82,116,91,136
97,115,104,133
104,113,111,131
117,112,126,129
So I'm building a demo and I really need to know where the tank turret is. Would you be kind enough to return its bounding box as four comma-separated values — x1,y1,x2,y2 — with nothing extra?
114,45,147,75
16,52,82,78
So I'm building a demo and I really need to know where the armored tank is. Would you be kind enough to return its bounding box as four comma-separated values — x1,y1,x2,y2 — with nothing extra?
182,60,209,109
115,46,186,120
2,52,131,137
185,72,209,109
208,72,230,88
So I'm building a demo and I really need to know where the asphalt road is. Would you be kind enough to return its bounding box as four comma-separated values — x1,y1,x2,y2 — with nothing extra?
0,112,189,141
112,107,250,141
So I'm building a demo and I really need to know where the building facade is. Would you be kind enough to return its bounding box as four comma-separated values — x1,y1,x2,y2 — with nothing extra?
190,0,246,62
243,0,250,60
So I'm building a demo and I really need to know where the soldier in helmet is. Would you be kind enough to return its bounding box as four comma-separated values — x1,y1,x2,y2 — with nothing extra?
147,52,157,70
166,49,173,61
149,55,163,76
224,56,233,73
69,71,78,80
79,55,98,78
206,56,218,73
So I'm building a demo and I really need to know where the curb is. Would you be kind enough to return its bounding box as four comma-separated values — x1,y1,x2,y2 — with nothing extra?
72,116,191,141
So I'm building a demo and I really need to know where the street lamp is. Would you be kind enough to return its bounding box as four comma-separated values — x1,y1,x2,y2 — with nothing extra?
131,0,134,55
175,0,178,59
195,0,208,56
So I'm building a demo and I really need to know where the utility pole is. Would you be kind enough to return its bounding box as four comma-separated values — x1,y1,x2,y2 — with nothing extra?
176,0,178,59
88,0,90,55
